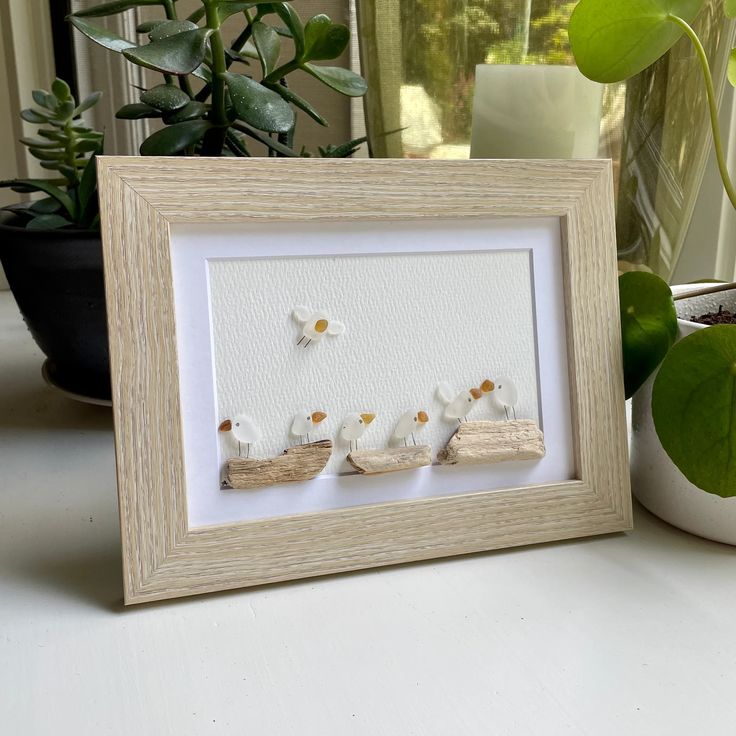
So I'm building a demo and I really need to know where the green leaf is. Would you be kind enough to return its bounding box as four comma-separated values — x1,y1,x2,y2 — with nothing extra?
140,84,190,111
19,137,59,149
78,140,102,227
28,148,65,161
139,120,211,155
163,100,208,123
729,48,736,87
223,72,294,133
29,197,62,215
225,129,251,157
653,325,736,497
234,122,298,156
123,28,213,74
301,15,349,62
0,179,76,219
70,16,137,53
302,64,367,97
619,272,678,398
52,78,72,101
273,3,304,57
217,2,259,22
318,135,368,158
726,0,736,17
116,102,162,119
73,0,167,17
148,19,198,41
252,21,280,76
32,89,54,109
265,81,327,125
137,20,165,34
27,214,74,230
73,91,103,116
20,108,50,124
568,0,703,83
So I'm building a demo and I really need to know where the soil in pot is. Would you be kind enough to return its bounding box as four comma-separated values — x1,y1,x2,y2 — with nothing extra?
689,304,736,325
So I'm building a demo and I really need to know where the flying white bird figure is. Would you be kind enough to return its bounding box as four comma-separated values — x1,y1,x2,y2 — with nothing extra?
436,379,493,422
292,306,345,348
491,376,518,420
290,409,328,444
392,409,429,446
340,412,376,452
218,414,261,458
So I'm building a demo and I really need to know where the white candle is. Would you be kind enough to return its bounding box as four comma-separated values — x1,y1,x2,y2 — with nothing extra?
470,64,603,159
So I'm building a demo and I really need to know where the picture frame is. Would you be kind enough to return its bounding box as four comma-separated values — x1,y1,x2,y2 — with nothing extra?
97,157,630,605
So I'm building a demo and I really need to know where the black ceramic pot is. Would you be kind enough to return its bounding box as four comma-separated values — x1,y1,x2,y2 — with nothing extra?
0,210,110,400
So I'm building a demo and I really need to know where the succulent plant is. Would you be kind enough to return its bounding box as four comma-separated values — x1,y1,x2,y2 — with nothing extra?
69,0,368,157
0,78,103,230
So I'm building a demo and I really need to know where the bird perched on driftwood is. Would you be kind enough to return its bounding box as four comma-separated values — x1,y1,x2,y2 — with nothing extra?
292,306,345,348
290,409,328,444
340,412,376,452
218,414,261,458
436,379,494,422
491,376,518,419
392,410,429,446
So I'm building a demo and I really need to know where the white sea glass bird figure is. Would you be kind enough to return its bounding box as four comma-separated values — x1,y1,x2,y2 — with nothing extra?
392,410,429,446
218,414,261,457
436,382,481,423
290,409,328,444
491,376,518,419
340,412,376,452
292,306,345,348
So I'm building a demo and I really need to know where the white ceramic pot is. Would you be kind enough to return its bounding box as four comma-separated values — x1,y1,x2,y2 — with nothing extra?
630,286,736,544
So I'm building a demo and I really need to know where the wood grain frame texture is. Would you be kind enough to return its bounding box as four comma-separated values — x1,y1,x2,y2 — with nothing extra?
97,158,631,605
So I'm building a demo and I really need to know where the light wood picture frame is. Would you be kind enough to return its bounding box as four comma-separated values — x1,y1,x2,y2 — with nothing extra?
97,158,630,605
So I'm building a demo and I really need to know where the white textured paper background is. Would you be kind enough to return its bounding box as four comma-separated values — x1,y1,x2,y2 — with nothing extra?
209,250,538,475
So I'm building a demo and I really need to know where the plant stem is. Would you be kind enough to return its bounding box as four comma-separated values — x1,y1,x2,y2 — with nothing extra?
668,14,736,210
202,0,228,155
264,60,299,84
163,0,194,98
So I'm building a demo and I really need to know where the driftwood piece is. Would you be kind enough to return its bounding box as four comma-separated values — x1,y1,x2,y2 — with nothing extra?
224,440,332,490
437,420,545,466
347,445,432,475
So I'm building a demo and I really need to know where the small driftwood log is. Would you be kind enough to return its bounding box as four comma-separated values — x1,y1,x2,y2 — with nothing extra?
437,420,545,466
347,445,432,475
224,440,332,490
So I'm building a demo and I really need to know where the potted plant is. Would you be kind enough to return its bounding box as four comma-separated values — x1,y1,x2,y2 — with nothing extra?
1,1,367,402
569,0,736,543
0,80,110,401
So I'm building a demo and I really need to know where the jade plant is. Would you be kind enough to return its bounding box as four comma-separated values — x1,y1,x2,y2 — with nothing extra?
0,79,103,229
569,0,736,497
69,0,367,157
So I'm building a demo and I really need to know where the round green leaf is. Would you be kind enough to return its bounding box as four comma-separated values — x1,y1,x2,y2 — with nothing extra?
27,214,73,230
302,64,367,97
148,20,198,42
139,120,211,155
116,103,162,120
123,29,213,75
223,72,294,133
619,271,678,398
301,15,349,62
653,325,736,497
252,21,281,77
70,16,137,53
163,101,208,124
140,84,190,112
569,0,703,83
52,78,72,101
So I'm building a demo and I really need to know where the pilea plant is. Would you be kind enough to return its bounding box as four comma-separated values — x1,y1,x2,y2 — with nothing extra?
0,79,103,229
69,0,367,157
569,0,736,497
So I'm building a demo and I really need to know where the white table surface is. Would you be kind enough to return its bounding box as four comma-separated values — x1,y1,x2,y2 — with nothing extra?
1,290,735,736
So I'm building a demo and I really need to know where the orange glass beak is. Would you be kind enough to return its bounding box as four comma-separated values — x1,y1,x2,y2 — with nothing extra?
480,379,495,393
312,411,327,424
470,388,482,400
417,411,429,424
218,419,232,432
315,319,328,333
360,413,376,425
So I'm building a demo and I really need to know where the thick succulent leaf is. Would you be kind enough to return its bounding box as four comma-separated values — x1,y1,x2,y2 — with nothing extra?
252,21,280,76
70,16,137,53
619,271,678,398
116,102,162,119
223,72,294,132
218,2,259,22
148,19,198,41
569,0,703,83
653,325,736,497
123,28,213,74
52,78,72,101
192,64,213,83
29,198,62,215
235,122,298,156
20,108,51,124
27,214,74,230
0,179,76,219
136,20,165,34
28,148,64,161
73,91,103,117
729,48,736,87
301,15,349,62
163,100,208,123
19,137,59,149
140,84,190,111
31,89,55,110
273,3,304,57
73,0,166,17
302,64,367,96
78,141,102,227
139,120,212,155
318,135,369,158
726,0,736,17
266,81,327,125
